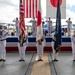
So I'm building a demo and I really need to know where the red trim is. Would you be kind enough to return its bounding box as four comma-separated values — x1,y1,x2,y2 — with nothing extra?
6,47,72,52
61,47,72,51
6,47,18,52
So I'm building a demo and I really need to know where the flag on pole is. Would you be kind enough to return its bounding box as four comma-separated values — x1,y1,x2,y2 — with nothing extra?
36,0,43,43
46,0,66,19
19,0,26,46
54,0,62,53
20,0,26,36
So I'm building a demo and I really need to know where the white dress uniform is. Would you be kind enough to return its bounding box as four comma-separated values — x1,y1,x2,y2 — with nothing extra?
51,33,58,61
13,18,19,36
71,34,75,60
0,29,8,61
46,20,52,36
66,20,72,36
30,18,36,36
36,37,45,61
18,35,28,61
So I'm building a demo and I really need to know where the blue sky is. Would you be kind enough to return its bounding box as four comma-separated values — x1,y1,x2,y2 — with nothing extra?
0,0,75,24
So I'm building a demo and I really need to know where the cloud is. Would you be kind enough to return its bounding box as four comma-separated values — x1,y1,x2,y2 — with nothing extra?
0,0,75,25
66,0,75,7
66,0,75,24
0,6,19,22
0,0,19,23
0,0,19,7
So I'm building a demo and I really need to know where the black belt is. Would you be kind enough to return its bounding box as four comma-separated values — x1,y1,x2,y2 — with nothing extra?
0,39,6,41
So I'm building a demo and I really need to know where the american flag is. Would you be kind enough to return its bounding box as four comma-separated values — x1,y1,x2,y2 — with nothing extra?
23,0,38,18
20,0,26,37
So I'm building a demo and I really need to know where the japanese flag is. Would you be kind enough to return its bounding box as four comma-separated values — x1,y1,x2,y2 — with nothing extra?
46,0,66,19
36,0,43,42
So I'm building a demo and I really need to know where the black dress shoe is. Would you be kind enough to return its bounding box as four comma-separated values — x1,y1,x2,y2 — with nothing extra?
3,59,6,62
0,59,3,61
73,60,75,61
40,59,43,61
53,59,58,61
38,59,41,61
38,59,43,61
22,59,25,61
19,59,23,61
19,59,25,61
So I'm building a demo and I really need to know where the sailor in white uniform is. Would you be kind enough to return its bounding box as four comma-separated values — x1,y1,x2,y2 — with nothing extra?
46,17,52,36
0,25,8,62
36,36,45,61
51,32,58,61
18,31,28,61
71,30,75,61
13,17,19,36
29,17,36,36
66,18,72,36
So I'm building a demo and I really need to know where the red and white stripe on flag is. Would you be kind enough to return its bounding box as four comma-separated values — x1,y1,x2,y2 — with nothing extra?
46,0,66,19
23,0,38,18
20,0,26,36
36,0,43,41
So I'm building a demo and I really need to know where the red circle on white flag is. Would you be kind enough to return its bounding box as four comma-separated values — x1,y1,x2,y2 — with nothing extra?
37,11,42,26
50,0,62,7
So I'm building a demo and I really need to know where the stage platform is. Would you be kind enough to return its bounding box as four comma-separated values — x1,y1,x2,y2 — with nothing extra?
6,36,72,52
0,52,75,75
